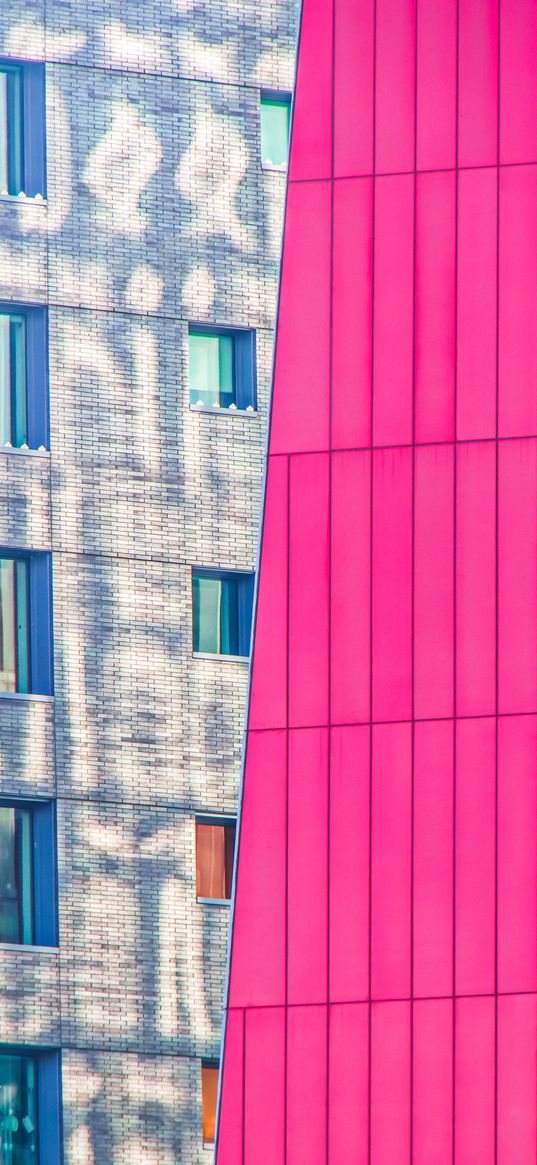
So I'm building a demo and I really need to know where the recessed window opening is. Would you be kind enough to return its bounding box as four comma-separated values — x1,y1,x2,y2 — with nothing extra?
189,326,256,412
260,91,291,168
0,60,46,199
0,65,23,195
0,1050,38,1161
196,818,236,902
0,556,29,694
0,799,57,948
192,569,254,658
0,305,48,452
201,1060,219,1148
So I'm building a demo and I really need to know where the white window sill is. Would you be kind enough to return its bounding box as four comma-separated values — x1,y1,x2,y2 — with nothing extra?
0,692,54,703
190,404,257,418
0,444,49,458
203,1145,214,1153
261,161,287,172
193,652,249,665
0,942,59,954
197,897,231,907
0,192,47,205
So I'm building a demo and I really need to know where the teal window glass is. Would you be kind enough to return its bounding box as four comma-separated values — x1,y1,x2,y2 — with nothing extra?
0,67,23,196
189,332,235,409
192,570,253,657
260,95,290,168
0,558,30,694
0,314,27,448
0,807,33,945
0,1052,38,1164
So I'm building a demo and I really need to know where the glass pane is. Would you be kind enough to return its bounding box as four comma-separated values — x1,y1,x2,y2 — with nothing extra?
196,823,225,899
189,333,220,407
10,319,26,449
218,336,235,408
0,73,7,194
201,1063,218,1145
0,316,11,446
0,561,17,693
260,99,290,167
14,561,29,696
5,69,23,197
219,576,240,655
0,808,33,946
192,575,221,654
0,1053,38,1165
223,823,236,899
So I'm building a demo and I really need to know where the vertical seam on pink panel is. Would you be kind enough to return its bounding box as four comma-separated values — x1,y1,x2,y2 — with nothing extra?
326,0,336,1159
284,453,290,1165
368,2,377,1163
452,0,460,1160
494,2,501,1161
241,1009,246,1165
410,0,418,1154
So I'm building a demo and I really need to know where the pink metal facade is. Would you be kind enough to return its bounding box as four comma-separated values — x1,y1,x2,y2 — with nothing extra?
216,1,537,1161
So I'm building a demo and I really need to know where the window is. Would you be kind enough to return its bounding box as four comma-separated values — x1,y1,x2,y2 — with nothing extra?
0,61,46,198
260,92,291,168
0,1048,61,1165
189,326,256,412
196,818,236,903
201,1060,219,1149
0,801,57,947
0,307,48,450
192,569,254,658
0,553,53,696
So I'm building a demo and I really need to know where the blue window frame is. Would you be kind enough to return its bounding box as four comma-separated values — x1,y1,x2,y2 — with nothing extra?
0,800,57,947
260,91,291,168
189,325,256,412
0,552,53,696
0,306,48,450
0,1047,61,1165
0,60,46,198
192,569,254,658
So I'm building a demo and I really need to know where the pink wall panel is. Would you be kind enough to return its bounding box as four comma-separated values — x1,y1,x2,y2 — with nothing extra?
498,438,537,713
244,1008,285,1165
249,456,288,731
455,441,496,717
413,1000,453,1165
334,0,374,177
373,175,414,446
499,166,537,438
229,730,287,1008
458,0,498,167
329,1004,369,1165
413,721,453,998
286,1006,327,1165
329,726,370,1002
331,451,371,724
497,994,537,1165
414,444,454,719
371,723,412,999
456,167,497,440
370,1002,411,1165
416,0,456,171
332,178,373,450
289,453,330,727
415,171,456,443
288,0,333,180
455,997,495,1165
372,447,412,721
216,1009,244,1165
375,0,416,173
500,0,537,164
287,728,328,1005
270,181,331,455
498,715,537,993
455,717,496,996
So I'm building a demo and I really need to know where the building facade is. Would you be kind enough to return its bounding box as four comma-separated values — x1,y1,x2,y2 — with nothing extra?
0,1,297,1162
217,0,537,1162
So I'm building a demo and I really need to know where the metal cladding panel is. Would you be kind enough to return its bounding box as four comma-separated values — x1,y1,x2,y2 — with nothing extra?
216,0,537,1160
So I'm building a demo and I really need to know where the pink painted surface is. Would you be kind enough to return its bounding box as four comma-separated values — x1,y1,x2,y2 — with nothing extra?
217,1,537,1160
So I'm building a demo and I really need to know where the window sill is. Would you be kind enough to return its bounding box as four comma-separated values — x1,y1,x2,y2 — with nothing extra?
0,444,49,458
0,192,47,205
261,162,288,172
0,942,59,954
193,652,249,664
0,691,54,703
203,1144,215,1152
197,897,231,907
190,404,257,418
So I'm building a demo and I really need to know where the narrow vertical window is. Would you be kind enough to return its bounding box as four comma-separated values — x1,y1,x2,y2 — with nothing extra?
0,1052,38,1162
0,557,29,694
192,569,254,658
196,818,236,902
260,93,291,168
201,1060,219,1148
0,312,27,448
0,806,33,944
0,66,23,196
